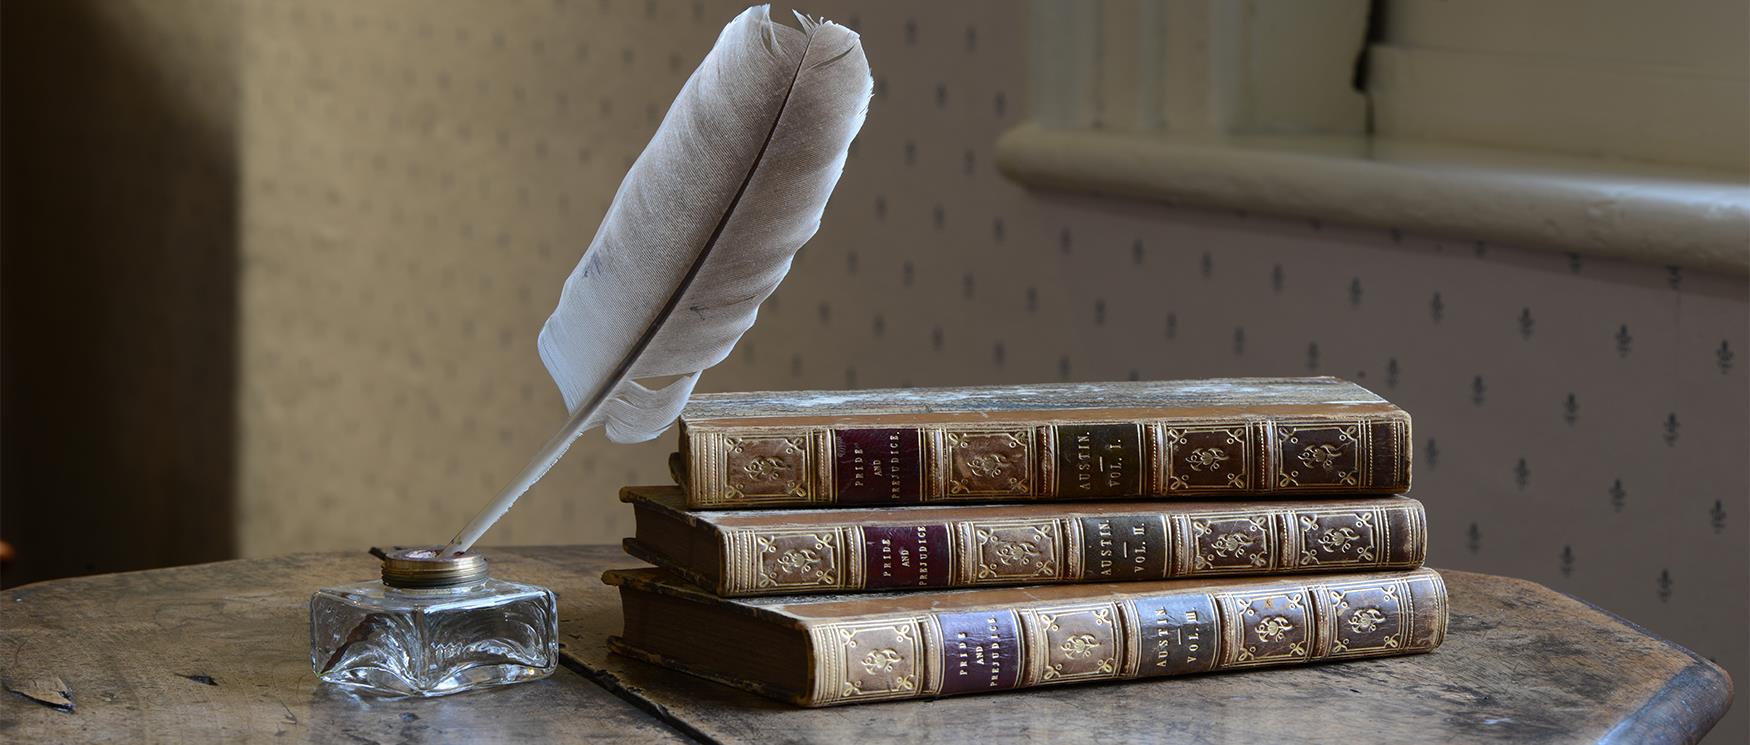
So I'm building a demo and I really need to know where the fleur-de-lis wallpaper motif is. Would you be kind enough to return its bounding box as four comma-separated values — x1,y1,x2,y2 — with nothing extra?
1563,393,1578,426
1306,342,1320,371
1711,501,1727,534
1718,340,1735,374
1429,291,1445,322
1348,277,1363,307
1658,569,1674,603
1610,478,1627,513
1560,545,1574,578
1471,375,1487,406
1518,307,1535,339
1514,457,1530,490
1467,523,1482,555
1616,324,1634,357
1663,413,1681,446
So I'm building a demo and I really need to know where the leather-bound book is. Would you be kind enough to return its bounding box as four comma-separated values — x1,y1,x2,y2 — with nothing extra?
675,377,1410,508
605,567,1448,706
621,485,1426,596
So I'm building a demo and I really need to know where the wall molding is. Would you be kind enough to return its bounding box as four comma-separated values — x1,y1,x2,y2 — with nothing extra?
995,124,1750,275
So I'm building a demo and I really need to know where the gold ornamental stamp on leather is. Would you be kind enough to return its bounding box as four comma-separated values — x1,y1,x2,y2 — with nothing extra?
941,429,1034,497
1275,423,1363,489
1316,578,1415,658
1021,602,1125,686
961,519,1063,584
1185,513,1280,575
1160,425,1253,493
809,618,927,705
1294,509,1385,568
722,433,814,501
1219,588,1314,668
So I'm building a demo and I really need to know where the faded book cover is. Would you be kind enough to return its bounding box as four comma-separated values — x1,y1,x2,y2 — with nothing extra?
621,485,1426,596
676,377,1411,508
605,567,1448,706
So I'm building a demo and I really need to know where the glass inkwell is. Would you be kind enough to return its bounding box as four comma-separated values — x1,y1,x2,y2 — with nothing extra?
310,547,558,697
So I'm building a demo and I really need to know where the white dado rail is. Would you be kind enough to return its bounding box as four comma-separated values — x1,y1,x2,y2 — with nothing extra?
996,0,1750,276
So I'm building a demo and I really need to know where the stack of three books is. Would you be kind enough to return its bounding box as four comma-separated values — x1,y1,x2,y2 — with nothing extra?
604,377,1445,706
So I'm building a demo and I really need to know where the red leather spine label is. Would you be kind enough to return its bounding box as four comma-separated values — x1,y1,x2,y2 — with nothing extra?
935,610,1023,695
862,524,952,589
834,428,924,503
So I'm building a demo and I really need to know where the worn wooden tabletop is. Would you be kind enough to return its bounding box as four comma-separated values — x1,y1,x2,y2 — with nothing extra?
1,546,1732,744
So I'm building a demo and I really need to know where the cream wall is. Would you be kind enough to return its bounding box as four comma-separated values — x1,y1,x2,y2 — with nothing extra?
233,2,1745,740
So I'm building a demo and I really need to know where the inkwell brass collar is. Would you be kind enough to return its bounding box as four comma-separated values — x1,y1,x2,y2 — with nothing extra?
373,546,489,588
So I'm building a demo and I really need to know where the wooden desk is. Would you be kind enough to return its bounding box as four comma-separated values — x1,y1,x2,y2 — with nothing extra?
1,546,1731,744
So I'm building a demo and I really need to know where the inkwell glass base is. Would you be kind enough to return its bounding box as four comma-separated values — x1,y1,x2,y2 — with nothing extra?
310,547,558,697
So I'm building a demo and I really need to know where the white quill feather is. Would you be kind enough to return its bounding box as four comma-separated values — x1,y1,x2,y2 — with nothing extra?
445,6,871,553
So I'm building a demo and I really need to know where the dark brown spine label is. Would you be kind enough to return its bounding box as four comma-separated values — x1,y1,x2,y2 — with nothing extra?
1129,593,1220,677
862,524,951,589
1053,423,1143,497
935,610,1022,695
834,428,923,504
1078,515,1168,580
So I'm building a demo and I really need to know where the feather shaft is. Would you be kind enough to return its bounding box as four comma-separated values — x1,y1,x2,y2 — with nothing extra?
443,7,868,554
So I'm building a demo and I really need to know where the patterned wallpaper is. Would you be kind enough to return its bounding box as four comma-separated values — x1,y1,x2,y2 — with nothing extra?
231,1,1744,738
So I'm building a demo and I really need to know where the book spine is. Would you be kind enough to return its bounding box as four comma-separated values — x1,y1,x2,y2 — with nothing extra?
685,414,1411,508
715,500,1425,596
803,569,1446,706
